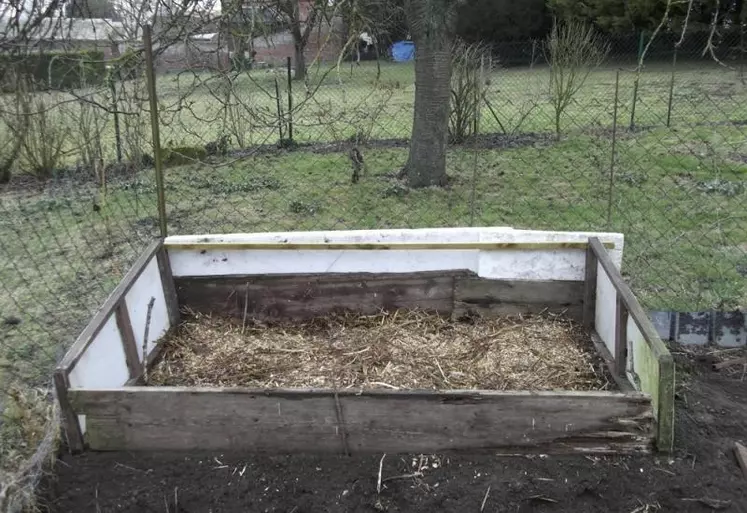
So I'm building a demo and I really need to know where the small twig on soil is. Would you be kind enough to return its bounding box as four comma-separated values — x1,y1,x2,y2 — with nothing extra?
480,485,491,512
681,497,731,510
242,283,249,335
142,296,156,384
382,472,422,483
95,485,101,513
377,454,386,494
113,462,146,473
712,357,747,370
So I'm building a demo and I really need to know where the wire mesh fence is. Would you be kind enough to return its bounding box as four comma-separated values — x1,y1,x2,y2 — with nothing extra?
1,6,747,508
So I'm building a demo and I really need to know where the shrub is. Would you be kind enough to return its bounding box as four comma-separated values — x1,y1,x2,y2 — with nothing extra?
19,95,69,178
449,41,490,144
162,146,208,167
545,21,609,137
0,50,106,91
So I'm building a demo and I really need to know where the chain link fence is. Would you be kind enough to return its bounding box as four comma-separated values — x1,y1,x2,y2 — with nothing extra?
1,8,746,509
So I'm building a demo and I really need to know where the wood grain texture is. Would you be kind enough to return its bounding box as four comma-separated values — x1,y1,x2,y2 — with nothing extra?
589,237,675,453
590,332,635,393
735,442,747,481
114,301,141,378
615,297,629,376
69,388,654,454
53,370,84,453
175,271,468,321
165,241,616,251
58,239,162,372
156,246,180,327
453,278,584,320
583,245,598,329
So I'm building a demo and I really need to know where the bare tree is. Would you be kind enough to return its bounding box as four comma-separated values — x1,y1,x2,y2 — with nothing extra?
399,0,463,188
275,0,327,81
545,20,608,138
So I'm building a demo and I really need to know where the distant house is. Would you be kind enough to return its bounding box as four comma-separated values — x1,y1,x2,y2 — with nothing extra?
0,17,127,58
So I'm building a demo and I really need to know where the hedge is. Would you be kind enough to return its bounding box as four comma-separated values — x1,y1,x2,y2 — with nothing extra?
0,50,107,91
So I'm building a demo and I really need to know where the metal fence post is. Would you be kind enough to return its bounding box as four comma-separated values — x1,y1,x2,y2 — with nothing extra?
143,24,168,238
607,71,620,230
666,47,678,128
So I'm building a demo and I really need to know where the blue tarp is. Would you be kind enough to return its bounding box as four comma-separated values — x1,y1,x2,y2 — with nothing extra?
391,41,415,62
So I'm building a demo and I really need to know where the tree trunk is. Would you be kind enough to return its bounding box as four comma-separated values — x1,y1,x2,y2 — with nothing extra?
294,43,307,81
401,0,460,188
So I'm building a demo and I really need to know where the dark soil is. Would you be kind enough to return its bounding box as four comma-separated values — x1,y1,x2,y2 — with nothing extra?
41,346,747,513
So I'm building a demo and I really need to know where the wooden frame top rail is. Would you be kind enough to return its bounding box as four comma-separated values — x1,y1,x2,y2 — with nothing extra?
165,241,616,251
588,237,670,361
57,239,163,373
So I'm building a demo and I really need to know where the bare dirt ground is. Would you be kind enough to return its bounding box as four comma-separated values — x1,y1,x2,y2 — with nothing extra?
40,345,747,513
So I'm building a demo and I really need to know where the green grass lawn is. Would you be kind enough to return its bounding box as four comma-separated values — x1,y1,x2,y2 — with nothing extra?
1,60,746,391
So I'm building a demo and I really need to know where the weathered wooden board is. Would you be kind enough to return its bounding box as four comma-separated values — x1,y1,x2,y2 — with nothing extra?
175,271,468,320
453,278,584,320
69,388,654,454
58,239,162,371
590,238,674,453
735,442,747,482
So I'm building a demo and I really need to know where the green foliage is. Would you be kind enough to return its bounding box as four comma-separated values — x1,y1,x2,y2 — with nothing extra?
0,51,106,91
457,0,550,42
548,0,745,33
162,146,208,167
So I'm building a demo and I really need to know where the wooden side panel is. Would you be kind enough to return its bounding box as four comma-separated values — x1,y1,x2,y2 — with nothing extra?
125,257,171,361
595,262,617,356
70,388,654,454
453,279,584,320
68,315,129,390
175,272,463,321
583,246,598,329
628,316,674,452
590,238,674,453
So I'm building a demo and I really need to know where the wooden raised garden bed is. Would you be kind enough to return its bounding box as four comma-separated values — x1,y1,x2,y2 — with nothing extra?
55,228,674,455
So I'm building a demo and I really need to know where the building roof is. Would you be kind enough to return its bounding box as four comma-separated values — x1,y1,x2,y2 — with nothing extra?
0,17,126,44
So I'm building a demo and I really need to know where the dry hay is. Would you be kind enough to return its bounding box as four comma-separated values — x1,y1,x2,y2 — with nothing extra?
0,386,59,513
150,310,613,391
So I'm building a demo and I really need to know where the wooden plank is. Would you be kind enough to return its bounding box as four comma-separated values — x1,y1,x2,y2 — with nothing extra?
583,245,598,329
453,278,584,320
114,301,142,379
590,332,634,393
589,238,669,360
156,246,180,327
53,370,84,453
57,239,163,372
175,271,469,321
735,442,747,482
615,296,628,376
69,388,654,454
589,237,675,453
165,241,616,251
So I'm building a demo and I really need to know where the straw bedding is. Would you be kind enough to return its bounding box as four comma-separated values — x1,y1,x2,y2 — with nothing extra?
149,310,614,391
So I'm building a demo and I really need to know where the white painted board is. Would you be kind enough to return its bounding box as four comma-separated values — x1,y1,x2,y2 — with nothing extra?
595,262,617,357
68,314,129,390
125,257,171,360
167,228,624,282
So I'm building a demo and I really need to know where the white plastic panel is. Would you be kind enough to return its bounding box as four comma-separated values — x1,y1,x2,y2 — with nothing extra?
125,257,171,360
167,228,624,282
595,262,617,356
68,314,129,390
